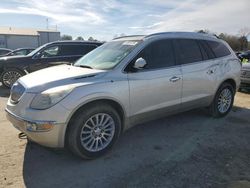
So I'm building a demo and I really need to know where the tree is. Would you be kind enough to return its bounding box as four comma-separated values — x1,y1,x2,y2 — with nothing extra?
61,34,72,40
239,27,250,38
75,36,84,40
239,36,248,50
218,33,241,51
238,28,250,51
196,29,216,36
197,29,210,34
88,36,94,41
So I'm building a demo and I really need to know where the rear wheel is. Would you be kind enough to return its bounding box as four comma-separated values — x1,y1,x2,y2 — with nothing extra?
209,83,235,118
66,103,122,159
1,69,24,88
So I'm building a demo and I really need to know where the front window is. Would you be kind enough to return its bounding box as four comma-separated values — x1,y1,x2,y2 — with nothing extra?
40,46,60,58
28,44,47,56
74,40,141,70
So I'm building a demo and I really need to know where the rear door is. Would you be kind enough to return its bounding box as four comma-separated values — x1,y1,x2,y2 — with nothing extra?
127,39,182,124
173,39,217,109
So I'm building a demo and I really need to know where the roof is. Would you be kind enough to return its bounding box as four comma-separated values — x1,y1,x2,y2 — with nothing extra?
114,32,218,41
12,48,35,51
146,32,218,40
45,40,104,46
0,27,59,36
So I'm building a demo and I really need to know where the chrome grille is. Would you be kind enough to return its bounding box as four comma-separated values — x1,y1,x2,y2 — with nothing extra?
10,82,25,104
241,70,250,78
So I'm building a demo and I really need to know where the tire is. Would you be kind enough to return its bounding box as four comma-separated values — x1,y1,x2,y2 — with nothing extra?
66,103,122,159
209,83,235,118
1,69,24,88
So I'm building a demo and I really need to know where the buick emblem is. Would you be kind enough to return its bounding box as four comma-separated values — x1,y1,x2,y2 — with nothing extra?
242,71,246,76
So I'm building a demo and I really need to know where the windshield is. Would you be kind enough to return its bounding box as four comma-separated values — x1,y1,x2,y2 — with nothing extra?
27,44,47,56
74,40,141,70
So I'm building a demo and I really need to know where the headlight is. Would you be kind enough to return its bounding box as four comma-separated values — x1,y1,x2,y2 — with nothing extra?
30,85,75,110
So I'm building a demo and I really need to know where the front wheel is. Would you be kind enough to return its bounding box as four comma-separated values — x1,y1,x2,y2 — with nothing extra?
209,83,235,118
66,103,122,159
1,69,24,88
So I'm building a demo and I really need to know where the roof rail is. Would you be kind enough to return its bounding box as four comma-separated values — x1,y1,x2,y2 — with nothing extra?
113,35,145,40
145,31,219,39
145,32,177,38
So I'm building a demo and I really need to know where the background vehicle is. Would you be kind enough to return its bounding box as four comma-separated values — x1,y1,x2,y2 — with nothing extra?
0,41,103,88
235,51,242,59
6,32,241,159
0,48,12,57
238,50,250,62
5,48,35,56
240,63,250,90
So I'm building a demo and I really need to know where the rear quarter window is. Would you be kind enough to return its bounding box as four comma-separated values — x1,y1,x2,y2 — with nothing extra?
206,40,231,58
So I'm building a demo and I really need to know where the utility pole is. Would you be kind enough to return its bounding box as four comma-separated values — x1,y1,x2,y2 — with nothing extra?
46,18,49,30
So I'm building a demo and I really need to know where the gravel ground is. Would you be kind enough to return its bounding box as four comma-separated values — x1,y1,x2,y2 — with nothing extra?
0,84,250,188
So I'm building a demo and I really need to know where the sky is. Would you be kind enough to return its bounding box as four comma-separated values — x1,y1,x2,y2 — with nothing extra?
0,0,249,41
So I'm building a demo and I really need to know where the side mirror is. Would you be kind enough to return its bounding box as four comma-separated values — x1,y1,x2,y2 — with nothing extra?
133,57,147,70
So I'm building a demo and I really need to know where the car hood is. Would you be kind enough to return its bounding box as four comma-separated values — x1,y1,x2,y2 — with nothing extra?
242,63,250,70
0,55,29,62
19,65,107,92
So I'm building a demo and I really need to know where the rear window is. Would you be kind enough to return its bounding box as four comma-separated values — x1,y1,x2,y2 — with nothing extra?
0,50,10,55
206,41,231,58
173,39,203,65
60,44,97,56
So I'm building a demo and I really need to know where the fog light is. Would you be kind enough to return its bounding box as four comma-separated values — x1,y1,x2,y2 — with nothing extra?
26,123,37,131
26,122,54,132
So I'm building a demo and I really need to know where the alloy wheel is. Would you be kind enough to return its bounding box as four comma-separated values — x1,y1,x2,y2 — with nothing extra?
80,113,115,152
217,88,232,113
2,71,22,87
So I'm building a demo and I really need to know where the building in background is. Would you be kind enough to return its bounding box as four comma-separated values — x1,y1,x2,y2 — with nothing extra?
0,27,60,50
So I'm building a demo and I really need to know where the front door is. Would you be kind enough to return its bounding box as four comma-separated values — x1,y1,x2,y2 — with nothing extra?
29,45,62,72
126,39,182,124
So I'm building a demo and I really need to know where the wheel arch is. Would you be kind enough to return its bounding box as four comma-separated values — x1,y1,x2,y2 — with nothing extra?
64,98,127,146
1,66,26,76
220,78,237,93
209,78,237,107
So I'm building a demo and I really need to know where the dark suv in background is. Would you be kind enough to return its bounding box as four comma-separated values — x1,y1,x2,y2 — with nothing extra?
0,41,103,88
0,48,12,57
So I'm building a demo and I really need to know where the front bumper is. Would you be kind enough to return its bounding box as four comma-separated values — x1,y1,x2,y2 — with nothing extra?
6,108,66,148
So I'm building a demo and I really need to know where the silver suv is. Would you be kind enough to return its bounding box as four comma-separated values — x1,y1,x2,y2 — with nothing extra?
6,32,241,159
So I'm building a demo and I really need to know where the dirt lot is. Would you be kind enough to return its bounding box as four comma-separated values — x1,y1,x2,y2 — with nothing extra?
0,84,250,188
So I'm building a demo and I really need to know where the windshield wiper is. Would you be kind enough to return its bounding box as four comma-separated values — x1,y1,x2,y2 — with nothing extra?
75,65,93,69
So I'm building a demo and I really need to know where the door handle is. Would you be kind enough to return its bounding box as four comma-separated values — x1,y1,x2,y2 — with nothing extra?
169,76,181,82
